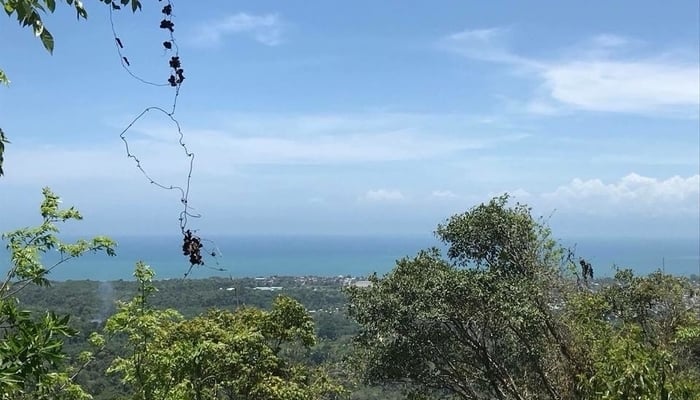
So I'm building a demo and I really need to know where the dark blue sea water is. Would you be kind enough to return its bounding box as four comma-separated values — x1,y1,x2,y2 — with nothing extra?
1,235,698,281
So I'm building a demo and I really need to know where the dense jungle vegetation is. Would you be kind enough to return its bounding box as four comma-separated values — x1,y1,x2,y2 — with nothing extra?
1,1,699,399
2,190,700,399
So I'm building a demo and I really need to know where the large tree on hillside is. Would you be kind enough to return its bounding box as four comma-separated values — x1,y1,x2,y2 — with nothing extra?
348,196,579,399
347,195,700,399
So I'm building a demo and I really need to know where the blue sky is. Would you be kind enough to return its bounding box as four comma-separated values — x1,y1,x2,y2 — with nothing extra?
0,0,698,238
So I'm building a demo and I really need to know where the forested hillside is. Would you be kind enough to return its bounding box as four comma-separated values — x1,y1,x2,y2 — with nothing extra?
2,1,699,399
13,256,412,399
3,191,699,399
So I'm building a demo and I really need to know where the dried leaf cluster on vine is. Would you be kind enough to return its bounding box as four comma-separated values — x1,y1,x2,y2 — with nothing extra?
168,56,185,87
160,2,184,86
182,230,204,266
113,0,213,271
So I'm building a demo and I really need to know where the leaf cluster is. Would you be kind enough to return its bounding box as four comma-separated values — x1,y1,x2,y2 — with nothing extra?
0,189,117,399
348,195,573,399
105,263,344,400
567,270,700,398
1,0,141,53
347,195,700,400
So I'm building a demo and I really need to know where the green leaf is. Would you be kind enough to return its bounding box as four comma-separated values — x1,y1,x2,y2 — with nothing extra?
74,0,87,19
45,0,56,13
0,127,8,177
3,2,14,15
39,28,54,53
32,19,44,37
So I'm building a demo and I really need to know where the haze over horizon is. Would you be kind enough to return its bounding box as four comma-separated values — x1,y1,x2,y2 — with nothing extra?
1,1,698,239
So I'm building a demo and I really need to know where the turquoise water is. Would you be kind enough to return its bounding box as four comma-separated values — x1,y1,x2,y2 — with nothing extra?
1,235,698,281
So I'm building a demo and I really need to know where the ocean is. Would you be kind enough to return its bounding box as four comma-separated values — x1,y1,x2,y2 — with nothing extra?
1,235,698,281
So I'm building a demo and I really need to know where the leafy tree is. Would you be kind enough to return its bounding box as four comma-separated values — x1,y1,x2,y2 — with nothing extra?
347,196,574,399
567,269,700,398
347,195,700,400
105,262,344,400
0,188,116,399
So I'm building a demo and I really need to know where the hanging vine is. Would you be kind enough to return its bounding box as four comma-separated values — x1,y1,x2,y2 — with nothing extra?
109,0,224,277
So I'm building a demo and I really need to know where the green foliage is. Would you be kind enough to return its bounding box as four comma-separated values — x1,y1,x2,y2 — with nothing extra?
13,277,372,398
348,196,574,399
0,128,8,176
4,191,698,399
12,250,699,399
347,195,700,400
0,189,117,399
2,187,116,290
105,263,344,400
568,270,700,398
0,0,141,53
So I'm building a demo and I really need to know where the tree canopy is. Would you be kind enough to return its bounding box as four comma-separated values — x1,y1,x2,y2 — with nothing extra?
1,191,346,399
104,262,344,400
347,195,700,399
0,188,116,399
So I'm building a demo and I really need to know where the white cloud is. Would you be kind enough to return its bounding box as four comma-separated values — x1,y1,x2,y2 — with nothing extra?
360,189,405,202
131,112,525,168
2,145,124,182
191,13,284,46
2,112,526,183
525,100,563,116
440,28,700,116
439,28,529,65
542,60,698,113
431,190,458,199
510,188,532,199
589,34,631,48
196,130,474,165
590,154,700,166
542,173,700,215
